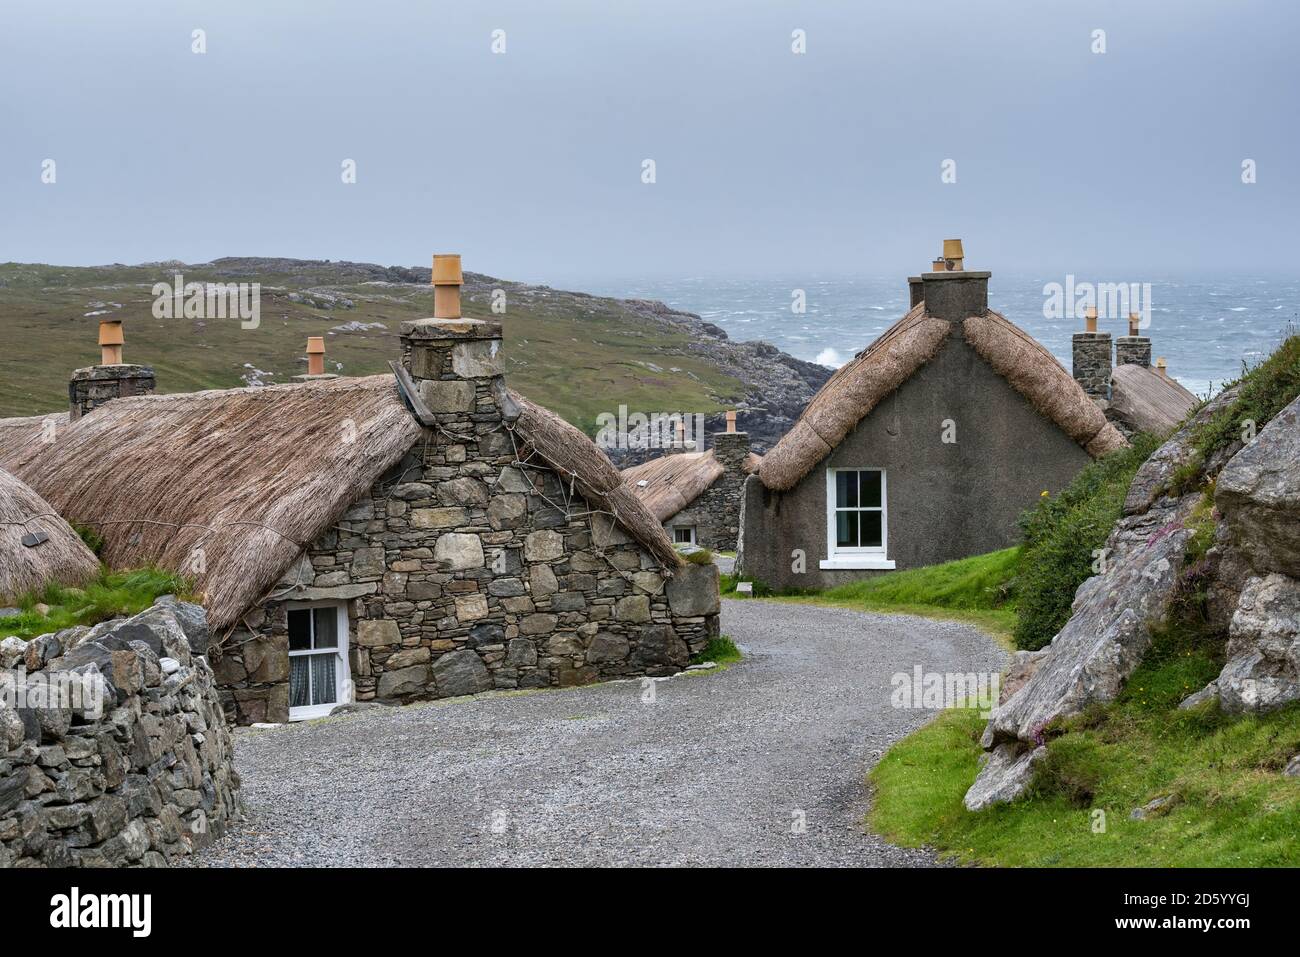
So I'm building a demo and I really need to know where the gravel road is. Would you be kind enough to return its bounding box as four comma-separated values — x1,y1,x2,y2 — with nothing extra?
188,599,1004,867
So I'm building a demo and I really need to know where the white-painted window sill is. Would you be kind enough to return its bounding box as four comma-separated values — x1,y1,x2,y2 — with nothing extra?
818,558,896,570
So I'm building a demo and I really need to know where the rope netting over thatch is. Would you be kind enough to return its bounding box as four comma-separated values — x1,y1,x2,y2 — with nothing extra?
505,390,682,570
758,303,953,491
621,450,725,522
962,311,1127,457
0,376,422,632
1110,363,1199,436
0,467,99,603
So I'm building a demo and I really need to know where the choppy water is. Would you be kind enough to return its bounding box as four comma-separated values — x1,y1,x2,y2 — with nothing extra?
561,274,1300,397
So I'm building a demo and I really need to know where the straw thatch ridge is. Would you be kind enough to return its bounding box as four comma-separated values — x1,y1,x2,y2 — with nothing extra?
1110,364,1199,437
0,375,422,632
757,303,953,491
962,311,1128,457
0,467,100,603
0,412,68,466
742,451,762,474
622,451,726,522
507,390,682,570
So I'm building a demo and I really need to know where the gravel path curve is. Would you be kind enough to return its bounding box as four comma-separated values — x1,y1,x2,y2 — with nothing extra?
188,599,1004,867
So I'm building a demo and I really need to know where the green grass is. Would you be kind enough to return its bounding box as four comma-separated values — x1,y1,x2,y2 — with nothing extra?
1168,330,1300,497
736,548,1022,648
869,644,1300,866
1013,433,1163,650
0,568,192,639
0,261,747,427
690,635,742,666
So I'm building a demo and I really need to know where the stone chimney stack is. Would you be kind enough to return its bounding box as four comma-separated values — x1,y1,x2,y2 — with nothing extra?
399,254,507,420
920,239,990,322
1115,312,1152,368
69,319,156,420
709,411,751,551
907,276,924,309
712,412,750,473
293,336,338,381
1071,307,1112,402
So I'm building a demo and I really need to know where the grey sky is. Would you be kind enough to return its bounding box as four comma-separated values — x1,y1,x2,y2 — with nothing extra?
2,0,1296,281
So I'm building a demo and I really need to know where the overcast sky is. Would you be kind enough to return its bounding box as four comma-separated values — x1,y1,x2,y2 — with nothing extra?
2,0,1296,281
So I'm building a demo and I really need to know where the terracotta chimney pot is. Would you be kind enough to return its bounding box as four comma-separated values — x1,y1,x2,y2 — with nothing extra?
1085,306,1098,333
725,410,737,433
1156,357,1168,378
432,253,463,319
306,336,326,376
1128,313,1140,337
98,319,124,365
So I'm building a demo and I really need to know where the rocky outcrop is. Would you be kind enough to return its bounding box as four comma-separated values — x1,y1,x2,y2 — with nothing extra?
966,388,1300,809
0,598,241,867
1204,394,1300,715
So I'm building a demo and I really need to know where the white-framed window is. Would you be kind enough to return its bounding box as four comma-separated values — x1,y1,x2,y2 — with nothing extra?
821,468,895,570
286,602,351,721
673,525,697,545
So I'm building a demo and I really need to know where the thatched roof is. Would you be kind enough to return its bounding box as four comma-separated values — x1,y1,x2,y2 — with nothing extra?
622,451,725,522
1110,364,1199,436
0,412,68,464
0,376,422,632
0,467,99,603
963,311,1128,458
757,304,953,491
507,391,682,569
0,375,681,631
757,305,1129,492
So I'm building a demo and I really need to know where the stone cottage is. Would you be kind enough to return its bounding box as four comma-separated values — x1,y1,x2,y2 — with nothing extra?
737,242,1130,591
621,411,760,551
1071,310,1199,437
0,255,721,724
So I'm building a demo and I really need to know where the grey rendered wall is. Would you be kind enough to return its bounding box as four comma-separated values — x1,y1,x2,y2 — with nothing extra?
739,328,1092,591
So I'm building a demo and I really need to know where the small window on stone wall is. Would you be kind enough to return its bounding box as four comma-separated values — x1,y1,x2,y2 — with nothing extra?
287,603,350,721
673,525,697,545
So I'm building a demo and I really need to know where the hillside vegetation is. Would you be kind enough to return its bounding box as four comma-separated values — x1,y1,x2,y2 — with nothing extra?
0,260,748,429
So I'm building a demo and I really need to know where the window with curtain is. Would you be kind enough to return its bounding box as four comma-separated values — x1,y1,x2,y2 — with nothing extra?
287,605,347,719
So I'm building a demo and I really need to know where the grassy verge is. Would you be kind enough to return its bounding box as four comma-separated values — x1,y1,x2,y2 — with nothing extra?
869,638,1300,865
0,568,191,640
727,548,1021,649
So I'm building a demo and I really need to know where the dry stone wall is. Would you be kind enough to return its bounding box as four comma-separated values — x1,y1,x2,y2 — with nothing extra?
0,598,241,867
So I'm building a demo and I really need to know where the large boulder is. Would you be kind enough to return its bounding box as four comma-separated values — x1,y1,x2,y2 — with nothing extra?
983,522,1193,747
1217,573,1300,714
963,742,1045,812
1216,394,1300,578
1123,386,1237,516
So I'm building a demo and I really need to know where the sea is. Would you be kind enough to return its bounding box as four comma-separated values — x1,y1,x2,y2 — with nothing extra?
553,274,1300,398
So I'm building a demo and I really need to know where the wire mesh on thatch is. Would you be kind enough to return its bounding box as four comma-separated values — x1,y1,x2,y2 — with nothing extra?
507,390,682,570
963,312,1127,457
1110,364,1198,437
622,451,725,522
0,375,422,632
758,303,953,491
0,467,99,603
